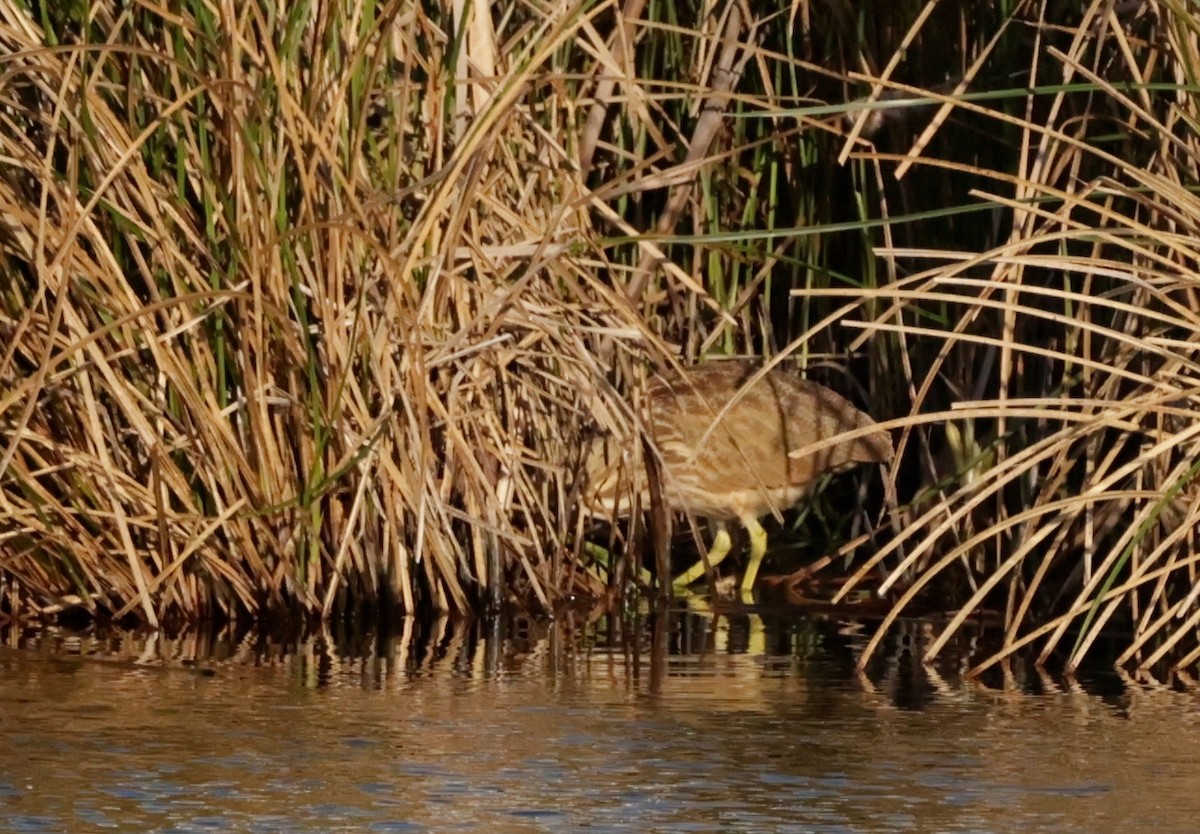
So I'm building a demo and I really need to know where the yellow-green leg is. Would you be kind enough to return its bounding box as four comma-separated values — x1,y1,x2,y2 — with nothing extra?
738,514,768,593
672,523,733,589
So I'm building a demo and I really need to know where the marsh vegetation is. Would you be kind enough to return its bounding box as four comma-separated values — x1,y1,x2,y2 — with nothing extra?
2,0,1200,678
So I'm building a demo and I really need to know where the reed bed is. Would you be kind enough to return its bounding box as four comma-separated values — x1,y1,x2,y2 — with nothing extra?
1,0,1199,677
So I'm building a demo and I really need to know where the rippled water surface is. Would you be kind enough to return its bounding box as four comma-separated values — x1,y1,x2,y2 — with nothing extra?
1,614,1199,833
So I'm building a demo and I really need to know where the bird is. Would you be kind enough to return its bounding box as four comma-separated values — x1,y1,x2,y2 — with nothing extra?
583,360,893,595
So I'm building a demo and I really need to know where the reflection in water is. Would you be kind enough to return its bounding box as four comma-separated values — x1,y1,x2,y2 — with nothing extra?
1,612,1199,833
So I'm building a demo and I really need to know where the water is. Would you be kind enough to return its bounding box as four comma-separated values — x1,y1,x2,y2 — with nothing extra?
0,612,1197,833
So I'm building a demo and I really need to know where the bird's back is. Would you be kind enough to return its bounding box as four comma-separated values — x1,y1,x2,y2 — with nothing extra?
645,363,891,519
584,361,892,519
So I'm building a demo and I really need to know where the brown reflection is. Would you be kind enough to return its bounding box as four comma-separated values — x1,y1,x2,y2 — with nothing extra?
0,609,1162,714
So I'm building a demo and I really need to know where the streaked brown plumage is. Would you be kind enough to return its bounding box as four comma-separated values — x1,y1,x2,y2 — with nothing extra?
585,361,893,594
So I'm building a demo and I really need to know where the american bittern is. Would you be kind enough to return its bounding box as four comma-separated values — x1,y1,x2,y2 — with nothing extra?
584,361,893,594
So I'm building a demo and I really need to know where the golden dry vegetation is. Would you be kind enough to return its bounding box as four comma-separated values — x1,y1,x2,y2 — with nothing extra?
3,0,1200,676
